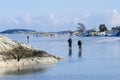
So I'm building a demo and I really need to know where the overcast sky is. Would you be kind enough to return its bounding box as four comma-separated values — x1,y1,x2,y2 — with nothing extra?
0,0,120,31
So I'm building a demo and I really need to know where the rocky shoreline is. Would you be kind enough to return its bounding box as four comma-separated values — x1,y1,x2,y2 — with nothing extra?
0,57,57,68
0,35,63,68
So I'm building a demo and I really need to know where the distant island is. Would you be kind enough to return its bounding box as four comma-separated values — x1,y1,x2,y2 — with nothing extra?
0,29,36,34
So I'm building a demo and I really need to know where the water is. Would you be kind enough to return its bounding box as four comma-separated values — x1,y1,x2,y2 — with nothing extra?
0,34,120,80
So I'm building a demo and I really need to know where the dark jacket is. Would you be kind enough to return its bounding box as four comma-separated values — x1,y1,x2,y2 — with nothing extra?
68,38,72,47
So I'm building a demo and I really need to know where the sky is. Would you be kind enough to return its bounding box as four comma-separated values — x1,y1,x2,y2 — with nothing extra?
0,0,120,32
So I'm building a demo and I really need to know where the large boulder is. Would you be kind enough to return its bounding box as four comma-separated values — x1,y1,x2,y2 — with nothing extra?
0,35,65,69
0,35,60,62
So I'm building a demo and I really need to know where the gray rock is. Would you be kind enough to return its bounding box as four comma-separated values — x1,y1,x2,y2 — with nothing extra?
0,35,61,61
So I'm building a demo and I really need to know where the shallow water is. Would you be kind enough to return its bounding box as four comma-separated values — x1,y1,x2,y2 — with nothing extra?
0,34,120,80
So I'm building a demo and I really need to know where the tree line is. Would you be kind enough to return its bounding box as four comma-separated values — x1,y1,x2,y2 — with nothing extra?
77,23,120,33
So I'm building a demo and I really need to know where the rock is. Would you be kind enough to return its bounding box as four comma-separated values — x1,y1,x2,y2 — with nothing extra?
0,57,57,68
53,55,65,59
0,35,61,68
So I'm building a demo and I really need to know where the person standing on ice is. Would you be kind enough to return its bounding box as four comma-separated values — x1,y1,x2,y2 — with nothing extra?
78,40,82,50
68,38,72,49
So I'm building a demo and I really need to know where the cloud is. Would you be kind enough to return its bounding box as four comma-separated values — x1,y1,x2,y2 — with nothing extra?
50,13,75,26
50,13,55,20
74,18,80,24
79,10,120,29
50,13,64,25
0,13,85,31
79,14,106,29
23,14,32,24
106,10,120,25
11,18,19,25
1,10,120,31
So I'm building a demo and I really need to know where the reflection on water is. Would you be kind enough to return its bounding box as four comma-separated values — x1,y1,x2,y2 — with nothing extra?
78,49,82,58
69,48,82,58
0,64,55,76
69,48,72,57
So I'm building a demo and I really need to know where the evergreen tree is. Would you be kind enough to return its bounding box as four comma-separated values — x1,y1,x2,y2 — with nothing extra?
99,24,107,32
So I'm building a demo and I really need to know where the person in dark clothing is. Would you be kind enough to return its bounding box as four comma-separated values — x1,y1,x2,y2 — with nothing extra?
27,36,29,43
78,40,82,50
68,38,72,49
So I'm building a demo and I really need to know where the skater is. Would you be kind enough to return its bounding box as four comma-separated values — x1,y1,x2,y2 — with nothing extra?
27,36,29,43
68,38,72,49
78,40,82,50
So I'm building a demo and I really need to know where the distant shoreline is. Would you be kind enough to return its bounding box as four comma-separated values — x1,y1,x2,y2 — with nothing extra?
0,29,120,37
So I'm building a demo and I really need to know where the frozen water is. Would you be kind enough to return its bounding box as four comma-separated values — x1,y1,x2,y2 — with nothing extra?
0,34,120,80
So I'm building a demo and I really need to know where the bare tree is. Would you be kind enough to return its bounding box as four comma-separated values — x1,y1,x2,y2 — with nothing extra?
77,23,86,33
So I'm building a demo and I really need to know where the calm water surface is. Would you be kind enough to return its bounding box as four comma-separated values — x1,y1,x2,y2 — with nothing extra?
0,34,120,80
